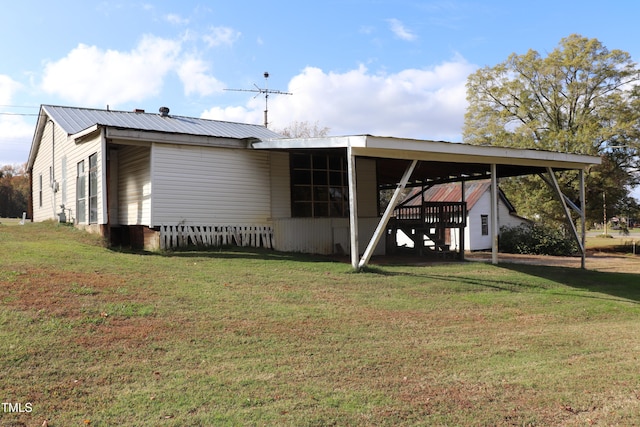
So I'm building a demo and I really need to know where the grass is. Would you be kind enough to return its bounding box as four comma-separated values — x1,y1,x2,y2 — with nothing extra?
1,221,640,426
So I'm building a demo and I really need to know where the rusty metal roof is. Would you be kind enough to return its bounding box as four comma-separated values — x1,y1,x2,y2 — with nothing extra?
400,180,516,212
42,104,283,140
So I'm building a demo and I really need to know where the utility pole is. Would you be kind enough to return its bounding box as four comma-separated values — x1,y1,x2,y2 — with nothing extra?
225,72,292,128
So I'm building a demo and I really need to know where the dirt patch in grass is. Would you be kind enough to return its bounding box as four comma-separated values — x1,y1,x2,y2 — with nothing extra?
1,268,170,349
4,269,125,316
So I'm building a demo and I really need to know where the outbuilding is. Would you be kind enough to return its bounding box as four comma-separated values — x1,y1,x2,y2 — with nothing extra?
393,180,530,253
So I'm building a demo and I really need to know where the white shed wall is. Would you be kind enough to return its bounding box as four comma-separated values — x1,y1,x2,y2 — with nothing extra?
272,217,383,255
151,144,271,226
448,191,529,251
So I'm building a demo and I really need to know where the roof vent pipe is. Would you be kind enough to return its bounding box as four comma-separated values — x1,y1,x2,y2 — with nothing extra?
159,106,170,117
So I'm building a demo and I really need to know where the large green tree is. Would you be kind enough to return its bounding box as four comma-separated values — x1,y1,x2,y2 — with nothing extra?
464,34,640,227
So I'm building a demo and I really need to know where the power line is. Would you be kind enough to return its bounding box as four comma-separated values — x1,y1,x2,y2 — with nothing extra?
0,104,39,109
0,112,40,117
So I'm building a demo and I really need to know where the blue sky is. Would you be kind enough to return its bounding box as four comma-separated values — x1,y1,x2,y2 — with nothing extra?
2,0,640,166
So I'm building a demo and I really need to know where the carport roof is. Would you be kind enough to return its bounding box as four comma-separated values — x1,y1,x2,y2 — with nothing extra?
252,134,601,186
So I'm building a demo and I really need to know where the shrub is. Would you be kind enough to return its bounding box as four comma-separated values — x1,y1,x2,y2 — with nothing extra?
499,223,579,256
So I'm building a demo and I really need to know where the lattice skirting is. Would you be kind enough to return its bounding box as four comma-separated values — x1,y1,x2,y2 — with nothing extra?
160,224,273,250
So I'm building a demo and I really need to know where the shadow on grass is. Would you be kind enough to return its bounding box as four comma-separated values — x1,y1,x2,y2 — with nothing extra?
362,261,640,304
498,263,640,303
110,245,342,264
110,245,640,303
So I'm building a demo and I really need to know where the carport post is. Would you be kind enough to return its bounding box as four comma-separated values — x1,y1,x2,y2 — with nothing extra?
358,159,417,270
491,164,499,264
580,169,586,269
347,145,359,269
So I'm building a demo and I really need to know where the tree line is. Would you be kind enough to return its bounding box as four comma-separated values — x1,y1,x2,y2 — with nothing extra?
0,164,29,218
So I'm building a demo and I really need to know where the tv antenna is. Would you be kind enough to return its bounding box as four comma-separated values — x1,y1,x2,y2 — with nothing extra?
224,72,292,128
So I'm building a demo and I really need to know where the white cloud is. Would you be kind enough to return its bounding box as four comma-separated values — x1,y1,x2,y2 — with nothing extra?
0,113,34,165
387,18,417,41
204,58,475,141
0,75,33,165
203,26,241,48
40,35,181,107
201,105,262,125
178,57,225,96
0,75,22,105
165,13,189,26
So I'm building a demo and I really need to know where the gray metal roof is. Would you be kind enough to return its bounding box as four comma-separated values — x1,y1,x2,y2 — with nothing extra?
42,104,283,140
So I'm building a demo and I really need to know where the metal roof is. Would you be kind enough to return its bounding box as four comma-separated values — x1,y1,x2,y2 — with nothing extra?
399,180,516,212
42,105,283,140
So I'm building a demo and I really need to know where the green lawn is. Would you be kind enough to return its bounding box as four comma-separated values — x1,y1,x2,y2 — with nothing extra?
1,221,640,426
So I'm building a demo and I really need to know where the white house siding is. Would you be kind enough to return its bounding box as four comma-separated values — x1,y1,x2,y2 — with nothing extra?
117,145,152,225
450,191,528,251
462,191,492,251
499,204,527,229
151,143,271,226
31,121,103,224
271,157,383,255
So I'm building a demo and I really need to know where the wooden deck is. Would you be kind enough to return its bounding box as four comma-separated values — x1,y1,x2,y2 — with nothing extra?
387,202,467,258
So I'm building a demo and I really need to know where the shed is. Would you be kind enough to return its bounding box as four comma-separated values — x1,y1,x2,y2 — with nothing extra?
395,180,530,252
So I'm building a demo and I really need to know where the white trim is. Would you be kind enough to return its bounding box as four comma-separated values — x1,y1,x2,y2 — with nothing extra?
106,128,249,149
100,129,108,225
253,135,601,169
71,124,100,142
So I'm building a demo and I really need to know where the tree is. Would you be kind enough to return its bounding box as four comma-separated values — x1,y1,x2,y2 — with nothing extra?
0,163,29,218
464,34,640,226
276,120,330,138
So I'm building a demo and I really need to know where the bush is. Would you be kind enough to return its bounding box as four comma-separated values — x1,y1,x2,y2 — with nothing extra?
499,223,579,256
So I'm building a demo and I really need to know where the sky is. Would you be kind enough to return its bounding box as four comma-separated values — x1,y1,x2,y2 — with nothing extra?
2,0,640,167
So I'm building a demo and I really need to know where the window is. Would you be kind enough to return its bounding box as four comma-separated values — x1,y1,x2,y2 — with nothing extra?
481,214,489,236
77,160,86,223
290,152,348,217
89,153,98,223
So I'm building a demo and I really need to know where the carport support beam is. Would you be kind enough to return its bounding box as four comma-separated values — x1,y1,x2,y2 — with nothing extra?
357,159,418,270
544,167,586,269
491,164,499,264
348,146,360,269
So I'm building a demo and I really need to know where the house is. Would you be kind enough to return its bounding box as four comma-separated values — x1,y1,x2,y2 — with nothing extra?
27,105,385,253
27,105,600,269
393,180,530,252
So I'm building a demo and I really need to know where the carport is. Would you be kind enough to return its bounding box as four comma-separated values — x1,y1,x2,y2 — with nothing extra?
253,135,601,270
